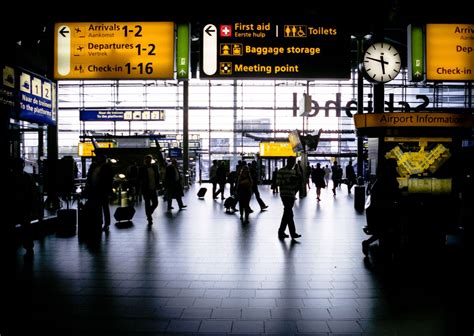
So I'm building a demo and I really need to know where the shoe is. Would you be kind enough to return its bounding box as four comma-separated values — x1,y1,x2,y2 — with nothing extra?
291,234,302,239
362,240,369,256
167,207,174,211
317,197,320,201
261,205,269,210
278,232,289,239
179,205,187,210
249,208,254,213
102,224,110,232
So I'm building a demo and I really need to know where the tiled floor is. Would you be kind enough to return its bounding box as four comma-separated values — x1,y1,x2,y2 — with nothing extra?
3,183,473,335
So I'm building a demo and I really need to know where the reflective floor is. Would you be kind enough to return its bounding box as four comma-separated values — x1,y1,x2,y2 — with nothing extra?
4,183,474,335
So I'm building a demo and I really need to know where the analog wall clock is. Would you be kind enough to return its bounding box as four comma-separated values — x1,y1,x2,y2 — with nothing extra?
362,42,401,83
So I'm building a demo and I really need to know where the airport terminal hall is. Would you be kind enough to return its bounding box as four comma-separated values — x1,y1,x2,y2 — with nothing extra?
1,2,474,335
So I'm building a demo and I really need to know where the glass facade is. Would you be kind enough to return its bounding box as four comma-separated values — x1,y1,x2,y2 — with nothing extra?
18,69,471,179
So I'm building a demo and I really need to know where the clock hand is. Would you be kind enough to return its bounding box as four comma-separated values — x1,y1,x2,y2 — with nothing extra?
380,55,389,74
366,57,382,63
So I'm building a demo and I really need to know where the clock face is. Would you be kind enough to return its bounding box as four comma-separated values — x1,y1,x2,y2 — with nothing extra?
362,42,401,83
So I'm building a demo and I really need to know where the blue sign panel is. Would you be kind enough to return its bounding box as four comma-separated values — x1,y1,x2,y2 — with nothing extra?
80,109,165,121
169,147,182,158
17,68,56,125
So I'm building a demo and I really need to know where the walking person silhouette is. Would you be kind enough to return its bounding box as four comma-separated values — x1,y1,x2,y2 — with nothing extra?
164,159,187,211
311,162,326,201
277,156,302,240
138,154,161,225
250,160,268,210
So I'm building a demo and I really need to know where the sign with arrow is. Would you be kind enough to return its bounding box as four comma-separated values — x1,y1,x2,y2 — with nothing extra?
54,22,175,79
176,23,190,80
408,24,425,82
426,23,474,81
201,21,350,79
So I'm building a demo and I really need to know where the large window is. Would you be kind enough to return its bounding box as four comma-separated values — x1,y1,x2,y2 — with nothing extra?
55,73,471,178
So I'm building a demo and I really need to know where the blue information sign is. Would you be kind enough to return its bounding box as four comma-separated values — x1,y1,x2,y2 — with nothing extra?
80,109,165,121
17,68,56,125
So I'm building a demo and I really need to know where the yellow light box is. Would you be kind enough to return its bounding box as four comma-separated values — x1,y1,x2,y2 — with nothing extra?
259,142,296,157
55,22,175,79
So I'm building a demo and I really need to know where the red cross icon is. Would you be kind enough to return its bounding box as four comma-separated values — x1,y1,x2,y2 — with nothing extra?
220,25,232,37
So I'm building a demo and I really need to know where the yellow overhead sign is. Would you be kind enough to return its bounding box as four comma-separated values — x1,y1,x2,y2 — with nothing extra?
78,142,116,157
259,142,296,157
426,24,474,81
54,22,175,79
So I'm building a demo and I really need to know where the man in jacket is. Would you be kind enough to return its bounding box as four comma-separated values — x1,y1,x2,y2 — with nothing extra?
138,155,160,224
277,156,302,240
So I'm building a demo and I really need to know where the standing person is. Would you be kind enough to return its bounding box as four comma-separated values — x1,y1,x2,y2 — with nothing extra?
294,160,304,198
126,160,140,202
337,164,344,189
138,155,160,225
250,160,268,210
213,161,227,200
209,160,218,199
236,165,253,223
323,164,331,187
305,163,312,190
164,159,187,211
227,165,238,197
276,156,302,240
345,160,357,194
86,153,114,231
6,158,38,259
331,161,341,195
271,167,279,193
311,163,326,202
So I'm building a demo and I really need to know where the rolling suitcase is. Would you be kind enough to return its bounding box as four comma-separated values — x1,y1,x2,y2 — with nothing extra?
78,200,103,241
223,195,237,212
56,209,77,237
197,187,207,198
114,206,135,222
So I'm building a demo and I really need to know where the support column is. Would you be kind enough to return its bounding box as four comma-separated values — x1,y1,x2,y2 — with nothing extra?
182,80,189,180
356,37,365,179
